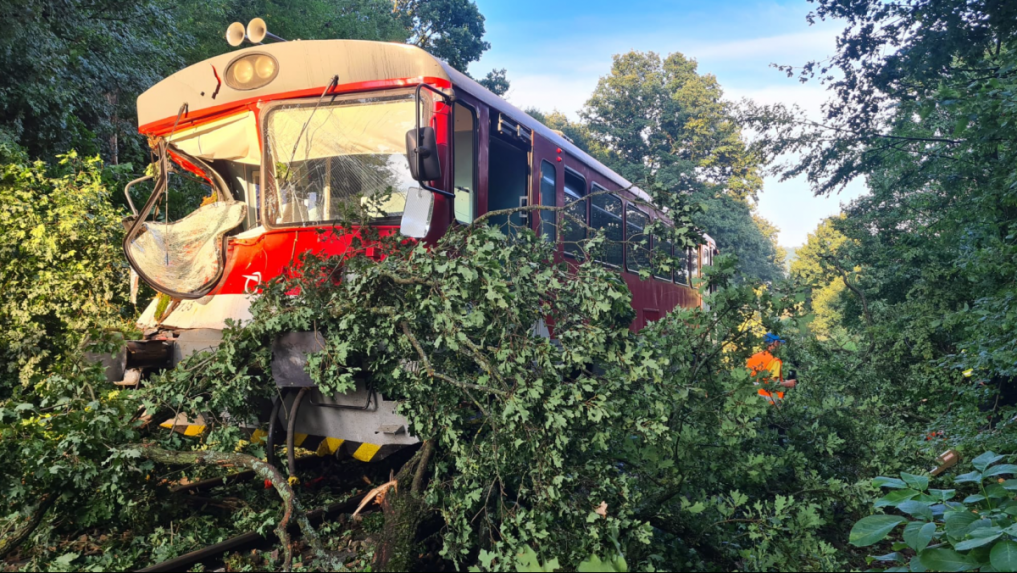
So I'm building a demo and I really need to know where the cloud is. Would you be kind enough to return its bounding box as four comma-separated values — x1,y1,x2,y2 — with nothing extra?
687,29,837,62
501,74,599,120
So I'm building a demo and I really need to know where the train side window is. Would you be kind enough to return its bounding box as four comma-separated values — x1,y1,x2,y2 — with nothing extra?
453,102,476,224
675,247,689,285
591,188,623,266
689,246,701,281
625,205,650,273
562,169,587,257
539,161,556,241
652,235,673,281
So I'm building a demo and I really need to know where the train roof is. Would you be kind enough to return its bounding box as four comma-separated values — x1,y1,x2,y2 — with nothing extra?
436,63,651,203
137,39,650,203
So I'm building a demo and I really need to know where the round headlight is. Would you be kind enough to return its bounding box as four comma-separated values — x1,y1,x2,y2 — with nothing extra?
225,53,279,90
233,59,254,84
255,55,275,79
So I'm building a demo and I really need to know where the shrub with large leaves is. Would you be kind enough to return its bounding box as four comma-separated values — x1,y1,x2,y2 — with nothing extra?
850,452,1017,572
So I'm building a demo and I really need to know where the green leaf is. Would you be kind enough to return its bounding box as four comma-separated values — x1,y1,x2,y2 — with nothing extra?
945,511,980,538
902,473,930,491
930,489,957,501
876,489,921,508
955,471,984,484
954,530,1002,551
984,465,1017,478
873,552,905,562
963,494,986,504
875,477,909,489
904,521,937,552
577,555,629,572
850,515,907,547
991,540,1017,572
973,452,1005,472
53,553,78,567
514,546,560,572
918,548,977,572
898,500,934,521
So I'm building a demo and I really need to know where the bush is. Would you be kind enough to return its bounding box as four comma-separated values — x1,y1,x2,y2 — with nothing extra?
850,452,1017,572
0,145,133,391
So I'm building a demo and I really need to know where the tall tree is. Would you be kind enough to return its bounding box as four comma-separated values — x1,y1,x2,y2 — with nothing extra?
751,0,1017,381
0,0,186,163
396,0,488,72
0,0,500,164
580,51,782,282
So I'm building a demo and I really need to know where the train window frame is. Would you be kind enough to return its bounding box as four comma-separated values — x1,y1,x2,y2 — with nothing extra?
539,160,556,242
689,245,701,281
561,167,588,259
590,184,623,268
259,88,431,230
453,100,478,224
652,232,673,282
674,246,689,285
625,203,651,274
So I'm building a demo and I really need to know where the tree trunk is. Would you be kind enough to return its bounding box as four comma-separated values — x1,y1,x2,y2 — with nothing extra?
372,440,435,572
0,495,56,560
138,445,322,571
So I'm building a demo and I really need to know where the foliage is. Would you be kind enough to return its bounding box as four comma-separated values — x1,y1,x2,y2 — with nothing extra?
790,217,851,339
582,51,762,201
480,68,511,96
0,356,152,550
850,452,1017,572
749,0,1017,436
1,0,501,166
396,0,489,72
0,0,187,164
0,145,133,390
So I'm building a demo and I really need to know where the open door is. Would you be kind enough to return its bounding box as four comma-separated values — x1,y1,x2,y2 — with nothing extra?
123,141,246,299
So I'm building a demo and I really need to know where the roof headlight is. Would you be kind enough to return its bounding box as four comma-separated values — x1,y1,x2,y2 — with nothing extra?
226,53,278,90
255,55,276,79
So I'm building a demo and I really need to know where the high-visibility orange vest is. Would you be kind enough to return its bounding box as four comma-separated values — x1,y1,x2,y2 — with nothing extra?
746,350,784,402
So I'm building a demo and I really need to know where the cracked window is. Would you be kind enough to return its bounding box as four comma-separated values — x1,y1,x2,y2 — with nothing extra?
123,144,246,298
263,90,421,226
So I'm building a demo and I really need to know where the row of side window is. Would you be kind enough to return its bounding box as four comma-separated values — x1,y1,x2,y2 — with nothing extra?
538,159,702,285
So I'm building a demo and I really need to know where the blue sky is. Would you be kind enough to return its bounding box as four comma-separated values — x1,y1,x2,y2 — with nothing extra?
467,0,867,248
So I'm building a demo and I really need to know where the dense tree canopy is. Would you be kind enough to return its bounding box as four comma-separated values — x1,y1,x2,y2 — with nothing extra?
751,0,1017,383
0,0,500,165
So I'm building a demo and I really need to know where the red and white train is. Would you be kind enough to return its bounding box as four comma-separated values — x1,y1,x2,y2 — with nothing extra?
121,20,716,463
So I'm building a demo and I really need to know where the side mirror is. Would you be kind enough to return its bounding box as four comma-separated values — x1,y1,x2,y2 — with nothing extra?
400,187,434,238
405,127,442,182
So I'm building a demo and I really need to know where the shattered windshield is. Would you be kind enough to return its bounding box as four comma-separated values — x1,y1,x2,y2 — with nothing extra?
124,143,246,298
263,91,420,226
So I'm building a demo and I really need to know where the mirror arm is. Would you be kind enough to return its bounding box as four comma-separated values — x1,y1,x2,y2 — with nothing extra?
414,83,455,198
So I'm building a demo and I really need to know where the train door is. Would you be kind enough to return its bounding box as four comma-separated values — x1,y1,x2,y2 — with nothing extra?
484,111,531,233
531,134,562,251
557,153,590,262
452,101,478,225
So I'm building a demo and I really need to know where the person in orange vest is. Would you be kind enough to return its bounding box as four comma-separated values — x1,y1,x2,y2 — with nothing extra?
746,333,797,404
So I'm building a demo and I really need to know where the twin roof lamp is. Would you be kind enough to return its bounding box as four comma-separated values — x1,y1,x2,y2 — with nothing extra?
223,19,285,90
